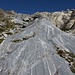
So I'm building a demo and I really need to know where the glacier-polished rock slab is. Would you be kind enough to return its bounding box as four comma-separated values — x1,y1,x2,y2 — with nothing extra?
0,18,75,75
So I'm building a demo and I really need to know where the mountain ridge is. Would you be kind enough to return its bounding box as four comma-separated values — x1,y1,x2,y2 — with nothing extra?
0,9,75,41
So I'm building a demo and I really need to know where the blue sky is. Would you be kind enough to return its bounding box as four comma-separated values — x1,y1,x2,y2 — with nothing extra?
0,0,75,14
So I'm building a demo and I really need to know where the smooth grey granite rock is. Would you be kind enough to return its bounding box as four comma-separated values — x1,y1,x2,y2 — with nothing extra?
0,18,75,75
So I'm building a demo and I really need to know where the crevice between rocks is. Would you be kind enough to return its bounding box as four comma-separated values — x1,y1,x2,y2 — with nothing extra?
56,46,75,73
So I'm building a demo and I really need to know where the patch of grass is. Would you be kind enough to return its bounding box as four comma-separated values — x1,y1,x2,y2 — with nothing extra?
56,47,75,73
12,33,35,43
57,50,65,57
4,17,15,30
5,32,13,35
12,39,22,43
1,17,15,29
0,27,5,33
68,52,75,58
22,38,28,40
0,12,4,21
70,62,75,73
0,17,15,34
0,38,4,43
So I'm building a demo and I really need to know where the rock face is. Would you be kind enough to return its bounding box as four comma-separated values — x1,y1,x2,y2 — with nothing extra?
31,9,75,35
0,9,75,42
49,9,75,35
0,9,75,75
0,17,75,75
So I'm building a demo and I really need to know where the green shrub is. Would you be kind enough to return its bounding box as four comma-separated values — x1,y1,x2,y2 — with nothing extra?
70,62,75,73
3,17,15,30
0,17,15,37
0,27,5,33
0,38,4,43
12,39,22,43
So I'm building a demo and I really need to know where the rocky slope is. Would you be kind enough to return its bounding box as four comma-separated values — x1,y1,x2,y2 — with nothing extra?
0,9,75,43
0,9,75,75
32,9,75,35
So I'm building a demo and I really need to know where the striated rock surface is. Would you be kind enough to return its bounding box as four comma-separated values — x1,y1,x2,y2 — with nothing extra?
0,9,75,75
0,17,75,75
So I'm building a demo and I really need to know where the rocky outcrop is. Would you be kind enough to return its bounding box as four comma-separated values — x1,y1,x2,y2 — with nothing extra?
0,17,75,75
31,10,75,35
49,9,75,34
0,9,75,42
0,9,75,75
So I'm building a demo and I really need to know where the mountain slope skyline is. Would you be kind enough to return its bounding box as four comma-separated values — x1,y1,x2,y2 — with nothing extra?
0,8,75,75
